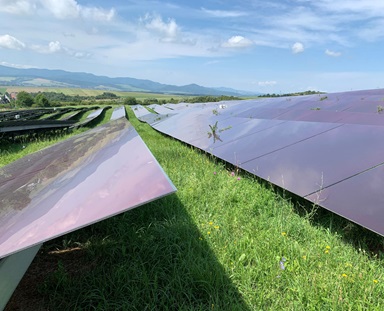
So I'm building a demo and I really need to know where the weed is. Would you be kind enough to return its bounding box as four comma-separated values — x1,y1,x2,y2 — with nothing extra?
207,121,222,142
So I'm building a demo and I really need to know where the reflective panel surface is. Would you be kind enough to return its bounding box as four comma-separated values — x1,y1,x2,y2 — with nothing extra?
140,88,384,236
0,118,176,259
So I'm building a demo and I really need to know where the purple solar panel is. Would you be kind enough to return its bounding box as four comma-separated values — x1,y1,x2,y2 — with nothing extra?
148,104,176,115
141,88,384,236
110,106,126,120
0,118,176,259
86,108,104,119
131,105,152,118
305,164,384,236
211,121,341,166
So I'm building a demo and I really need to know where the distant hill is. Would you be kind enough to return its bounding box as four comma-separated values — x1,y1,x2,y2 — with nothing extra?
0,65,260,96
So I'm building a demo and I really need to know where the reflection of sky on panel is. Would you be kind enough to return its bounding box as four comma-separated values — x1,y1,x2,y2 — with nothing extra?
306,164,384,236
190,119,286,151
131,105,152,118
241,123,384,196
212,121,341,165
0,119,176,259
110,106,126,120
87,108,104,119
344,101,384,113
147,89,384,236
275,109,344,122
235,107,290,119
149,104,176,115
337,112,384,126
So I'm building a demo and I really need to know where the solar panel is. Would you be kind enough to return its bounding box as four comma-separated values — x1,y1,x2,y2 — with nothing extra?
110,106,126,120
0,118,176,259
139,88,384,236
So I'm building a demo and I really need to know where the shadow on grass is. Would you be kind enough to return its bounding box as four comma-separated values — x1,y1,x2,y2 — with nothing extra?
7,194,250,311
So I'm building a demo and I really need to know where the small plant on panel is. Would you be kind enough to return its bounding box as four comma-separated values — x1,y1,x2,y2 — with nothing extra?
208,121,222,143
377,105,384,114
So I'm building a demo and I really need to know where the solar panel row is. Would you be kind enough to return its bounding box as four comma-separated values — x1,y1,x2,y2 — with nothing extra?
138,89,384,236
0,116,176,260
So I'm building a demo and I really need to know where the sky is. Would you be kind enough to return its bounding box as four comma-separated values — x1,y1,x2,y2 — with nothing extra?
1,0,384,93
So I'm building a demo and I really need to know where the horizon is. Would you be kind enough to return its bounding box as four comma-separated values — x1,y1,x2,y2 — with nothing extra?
1,1,384,93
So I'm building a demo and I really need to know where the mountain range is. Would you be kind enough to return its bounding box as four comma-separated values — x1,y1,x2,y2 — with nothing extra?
0,65,260,96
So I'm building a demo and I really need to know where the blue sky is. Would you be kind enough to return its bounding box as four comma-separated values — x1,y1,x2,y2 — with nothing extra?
1,0,384,93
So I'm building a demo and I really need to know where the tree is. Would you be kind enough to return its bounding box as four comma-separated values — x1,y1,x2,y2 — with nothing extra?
123,97,138,105
95,92,118,100
16,91,34,107
34,93,51,107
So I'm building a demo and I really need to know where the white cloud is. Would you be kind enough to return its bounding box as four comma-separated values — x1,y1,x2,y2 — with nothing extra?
310,0,384,17
258,81,277,87
80,7,115,22
141,14,179,42
0,34,25,49
30,40,90,58
325,49,341,57
222,36,253,48
0,61,36,69
292,42,304,54
31,41,61,53
0,0,115,21
0,0,35,14
40,0,80,19
201,8,248,18
144,14,179,40
48,41,61,53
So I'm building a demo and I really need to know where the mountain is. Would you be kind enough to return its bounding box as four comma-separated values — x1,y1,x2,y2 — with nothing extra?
0,65,259,96
211,87,263,96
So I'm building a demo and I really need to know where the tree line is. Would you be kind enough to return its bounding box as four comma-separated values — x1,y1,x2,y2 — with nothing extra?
15,91,243,108
15,91,120,107
123,95,242,106
258,90,325,98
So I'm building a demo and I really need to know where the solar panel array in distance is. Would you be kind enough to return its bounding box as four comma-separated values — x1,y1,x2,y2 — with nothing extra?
139,89,384,236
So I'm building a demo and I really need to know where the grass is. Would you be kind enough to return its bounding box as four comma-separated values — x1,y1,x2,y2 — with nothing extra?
2,86,186,101
4,106,384,310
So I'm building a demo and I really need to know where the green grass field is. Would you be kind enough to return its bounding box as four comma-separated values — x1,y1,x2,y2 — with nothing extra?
3,106,384,310
2,86,186,101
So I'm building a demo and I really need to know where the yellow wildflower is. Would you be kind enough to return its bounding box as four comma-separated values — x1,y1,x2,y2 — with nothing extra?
214,225,220,229
374,279,379,284
325,245,331,250
209,221,213,225
342,273,347,278
325,250,329,254
281,232,287,236
207,231,211,235
302,255,307,260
